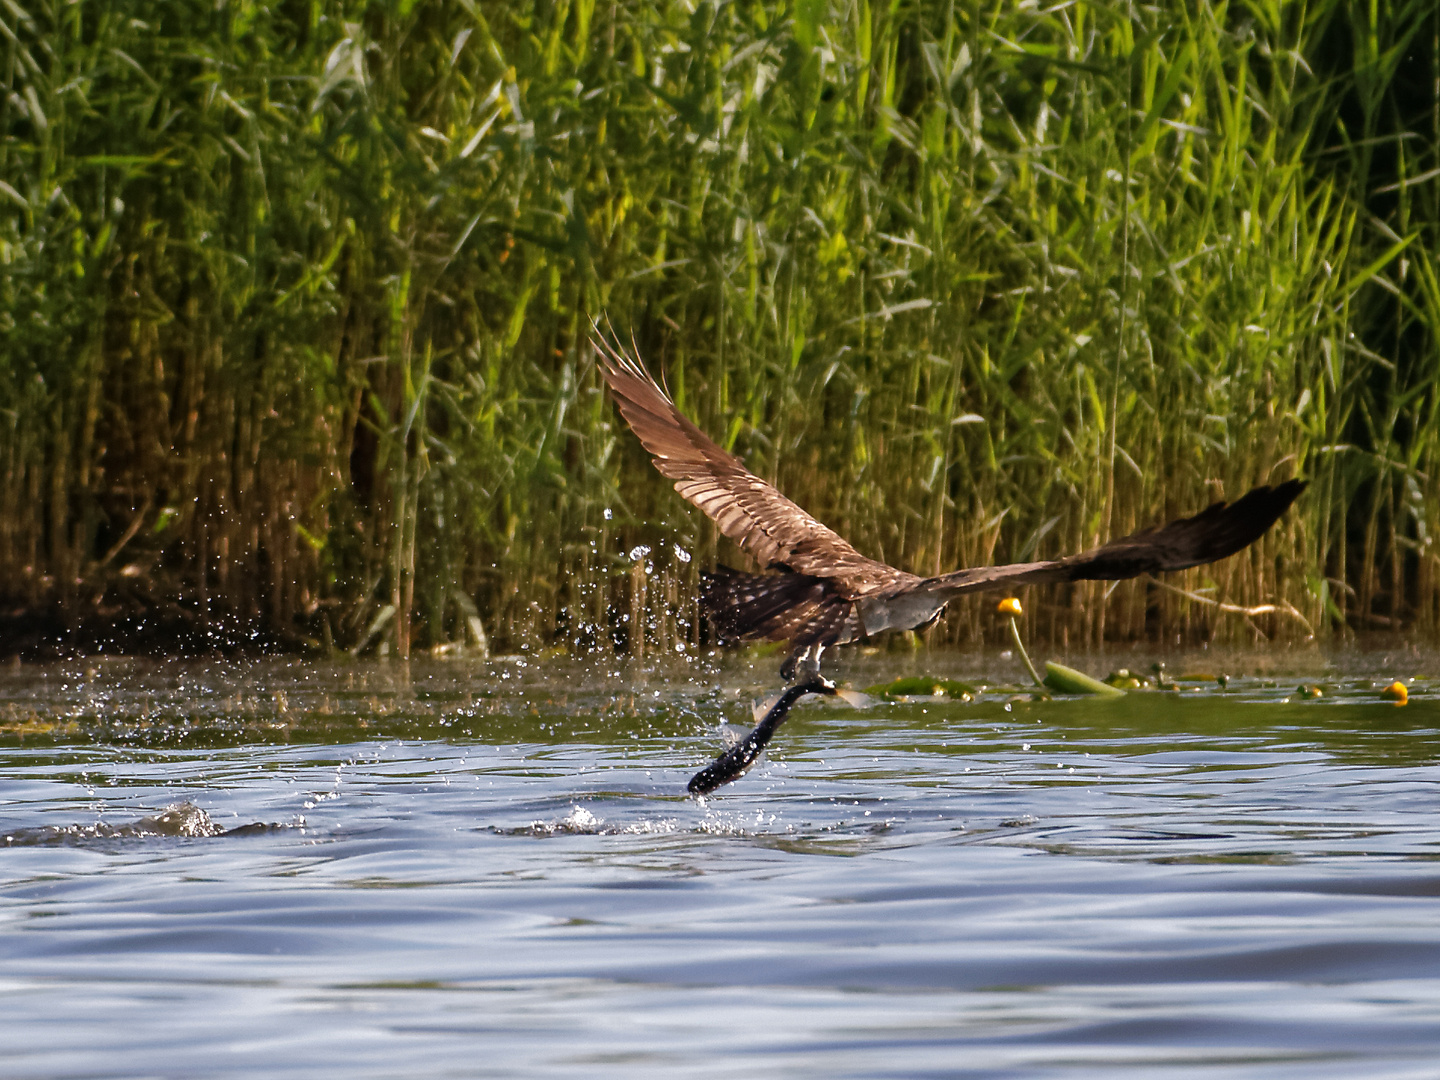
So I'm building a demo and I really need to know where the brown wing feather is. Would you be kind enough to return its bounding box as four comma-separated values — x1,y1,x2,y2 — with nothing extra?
922,480,1306,598
700,567,862,645
595,335,913,597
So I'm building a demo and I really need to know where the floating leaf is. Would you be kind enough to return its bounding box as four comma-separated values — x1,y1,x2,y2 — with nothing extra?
865,676,977,699
1042,662,1127,697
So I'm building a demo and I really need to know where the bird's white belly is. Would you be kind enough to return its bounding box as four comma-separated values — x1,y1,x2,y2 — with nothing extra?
858,592,948,637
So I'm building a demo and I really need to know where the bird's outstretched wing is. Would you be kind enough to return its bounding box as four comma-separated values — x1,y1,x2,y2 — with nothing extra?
923,480,1307,597
595,334,913,596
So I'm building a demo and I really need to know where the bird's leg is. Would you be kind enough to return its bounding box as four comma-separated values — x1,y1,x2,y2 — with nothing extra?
781,643,828,685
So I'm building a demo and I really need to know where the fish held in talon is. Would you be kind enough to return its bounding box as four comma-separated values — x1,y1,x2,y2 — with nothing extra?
595,333,1306,682
688,677,837,796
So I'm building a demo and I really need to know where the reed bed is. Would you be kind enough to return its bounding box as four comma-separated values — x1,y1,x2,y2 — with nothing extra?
0,0,1435,657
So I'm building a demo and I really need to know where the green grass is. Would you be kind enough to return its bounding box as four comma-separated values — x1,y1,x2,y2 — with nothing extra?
1,0,1436,656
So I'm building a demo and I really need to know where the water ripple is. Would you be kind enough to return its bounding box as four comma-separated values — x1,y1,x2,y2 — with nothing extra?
1,653,1438,1078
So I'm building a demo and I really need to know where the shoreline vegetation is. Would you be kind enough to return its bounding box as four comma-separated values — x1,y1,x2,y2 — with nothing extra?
1,0,1436,661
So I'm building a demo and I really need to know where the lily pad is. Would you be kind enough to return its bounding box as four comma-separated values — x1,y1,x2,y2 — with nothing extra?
1042,661,1127,697
865,676,977,699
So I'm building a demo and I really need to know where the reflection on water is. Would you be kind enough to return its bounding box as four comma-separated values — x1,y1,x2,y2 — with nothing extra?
0,649,1438,1079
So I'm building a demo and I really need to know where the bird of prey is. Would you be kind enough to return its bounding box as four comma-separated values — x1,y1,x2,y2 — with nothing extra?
596,336,1305,682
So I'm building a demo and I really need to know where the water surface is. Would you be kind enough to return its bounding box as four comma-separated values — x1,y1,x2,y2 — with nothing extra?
2,649,1438,1079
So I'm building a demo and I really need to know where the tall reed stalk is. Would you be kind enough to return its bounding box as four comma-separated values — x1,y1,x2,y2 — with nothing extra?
0,0,1435,656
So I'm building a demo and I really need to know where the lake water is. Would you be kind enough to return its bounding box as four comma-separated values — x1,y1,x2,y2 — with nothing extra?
1,648,1437,1079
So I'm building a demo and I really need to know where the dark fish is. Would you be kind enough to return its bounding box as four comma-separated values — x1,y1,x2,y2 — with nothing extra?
688,677,836,795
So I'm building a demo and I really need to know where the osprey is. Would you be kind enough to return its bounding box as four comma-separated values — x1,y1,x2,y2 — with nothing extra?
597,337,1304,681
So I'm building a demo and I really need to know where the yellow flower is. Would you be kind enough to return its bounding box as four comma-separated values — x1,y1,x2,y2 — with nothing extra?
1380,681,1408,704
997,597,1022,616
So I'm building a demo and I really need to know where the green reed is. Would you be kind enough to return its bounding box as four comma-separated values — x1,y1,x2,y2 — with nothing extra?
0,0,1435,656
